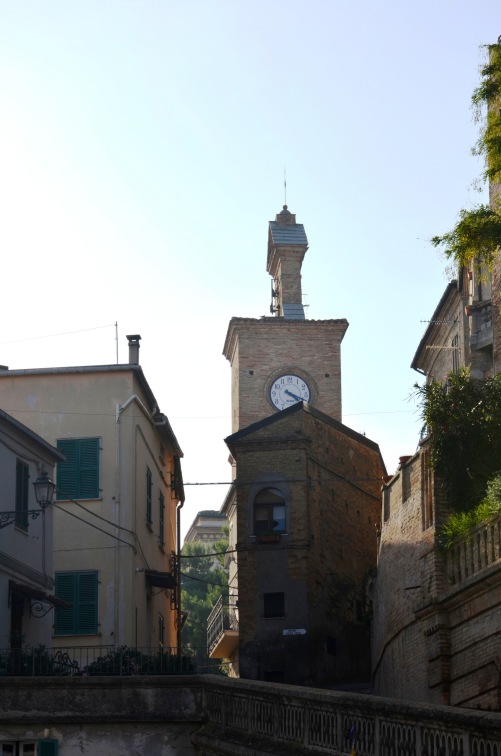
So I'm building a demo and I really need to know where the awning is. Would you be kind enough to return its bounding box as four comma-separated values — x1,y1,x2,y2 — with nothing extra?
145,570,176,589
9,580,70,608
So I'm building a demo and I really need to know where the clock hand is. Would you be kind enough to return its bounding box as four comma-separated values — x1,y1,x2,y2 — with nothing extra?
284,388,302,402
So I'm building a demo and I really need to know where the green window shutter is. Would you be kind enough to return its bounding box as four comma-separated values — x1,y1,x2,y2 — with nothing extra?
77,572,98,634
54,572,77,635
38,739,59,755
57,438,99,500
55,571,98,635
78,438,100,498
15,459,29,530
56,439,78,499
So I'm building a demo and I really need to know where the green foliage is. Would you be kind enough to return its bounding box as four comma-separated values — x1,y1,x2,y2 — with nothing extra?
471,43,501,185
84,645,195,675
430,204,501,271
0,644,76,676
180,538,229,651
439,472,501,548
432,42,501,271
415,369,501,511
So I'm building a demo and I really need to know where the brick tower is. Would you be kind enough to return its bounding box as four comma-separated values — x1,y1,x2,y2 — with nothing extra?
209,206,385,687
223,205,348,432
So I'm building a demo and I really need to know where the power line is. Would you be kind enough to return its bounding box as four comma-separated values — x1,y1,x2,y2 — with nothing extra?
181,548,234,558
0,323,116,345
56,488,135,536
53,503,136,553
180,571,229,589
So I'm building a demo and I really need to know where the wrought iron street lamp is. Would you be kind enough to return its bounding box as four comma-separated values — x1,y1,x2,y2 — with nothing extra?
0,471,56,529
32,471,56,510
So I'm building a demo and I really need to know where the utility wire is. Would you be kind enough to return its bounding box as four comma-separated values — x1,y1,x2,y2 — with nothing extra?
180,571,230,589
56,488,135,535
53,503,136,553
0,323,116,345
181,548,235,558
182,473,385,486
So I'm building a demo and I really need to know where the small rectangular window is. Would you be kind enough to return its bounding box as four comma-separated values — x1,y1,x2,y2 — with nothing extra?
15,460,29,531
383,487,390,522
402,465,411,502
0,744,44,756
263,592,284,618
56,438,100,500
146,468,153,525
54,571,98,636
421,448,434,530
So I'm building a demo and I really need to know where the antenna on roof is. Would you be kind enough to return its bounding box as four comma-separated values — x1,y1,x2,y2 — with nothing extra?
284,166,287,206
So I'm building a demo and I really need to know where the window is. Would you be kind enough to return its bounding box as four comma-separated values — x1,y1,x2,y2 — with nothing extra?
0,743,56,756
421,447,434,530
402,465,411,502
159,492,165,547
15,460,29,531
146,468,153,525
54,571,98,635
253,488,286,535
383,486,390,522
56,438,100,500
263,592,285,618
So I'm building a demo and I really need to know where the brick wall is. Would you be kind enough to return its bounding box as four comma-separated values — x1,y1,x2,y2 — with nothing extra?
227,404,385,686
373,447,501,709
223,317,348,432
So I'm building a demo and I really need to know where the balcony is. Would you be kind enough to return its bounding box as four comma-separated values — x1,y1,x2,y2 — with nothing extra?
207,595,239,659
469,300,492,351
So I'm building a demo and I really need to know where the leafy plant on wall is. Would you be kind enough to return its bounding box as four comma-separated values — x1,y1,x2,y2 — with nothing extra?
432,41,501,272
416,368,501,544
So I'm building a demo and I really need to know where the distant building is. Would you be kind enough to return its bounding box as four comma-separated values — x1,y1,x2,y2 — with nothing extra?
0,409,64,650
0,335,184,651
183,510,227,547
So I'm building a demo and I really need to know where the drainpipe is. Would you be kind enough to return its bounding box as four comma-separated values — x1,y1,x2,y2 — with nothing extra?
114,408,121,646
176,501,184,656
115,394,159,648
174,457,185,657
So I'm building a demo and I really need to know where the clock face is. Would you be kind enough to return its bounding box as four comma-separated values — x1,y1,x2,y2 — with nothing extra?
269,374,311,410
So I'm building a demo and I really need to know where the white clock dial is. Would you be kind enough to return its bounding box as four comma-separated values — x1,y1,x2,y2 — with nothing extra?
270,374,311,410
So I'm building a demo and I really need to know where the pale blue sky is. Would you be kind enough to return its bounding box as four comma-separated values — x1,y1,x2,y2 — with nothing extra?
0,1,499,537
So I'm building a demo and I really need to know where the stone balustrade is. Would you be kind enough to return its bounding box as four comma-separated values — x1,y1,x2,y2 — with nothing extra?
194,676,501,755
1,674,501,754
445,514,501,588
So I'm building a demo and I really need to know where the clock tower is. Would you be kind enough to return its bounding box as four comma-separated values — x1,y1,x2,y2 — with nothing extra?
212,205,385,687
223,205,348,432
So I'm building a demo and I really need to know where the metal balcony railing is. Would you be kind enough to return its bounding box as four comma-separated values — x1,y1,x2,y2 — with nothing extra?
0,645,201,676
207,596,239,655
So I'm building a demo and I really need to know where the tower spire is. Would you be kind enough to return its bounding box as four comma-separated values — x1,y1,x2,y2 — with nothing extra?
267,206,308,320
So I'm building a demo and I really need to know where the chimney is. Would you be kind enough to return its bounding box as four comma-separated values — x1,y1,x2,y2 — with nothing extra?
126,334,141,365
